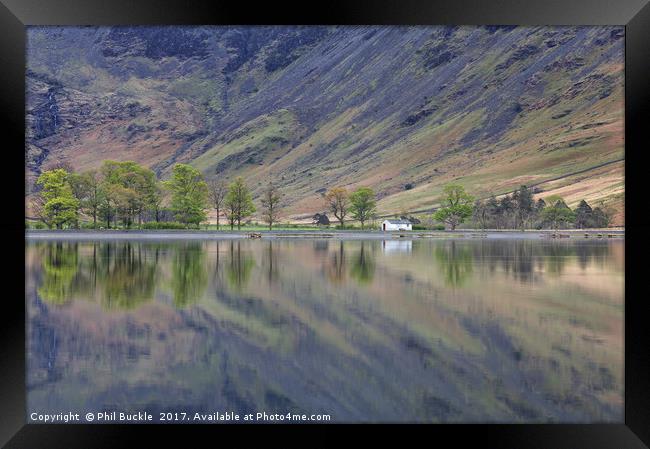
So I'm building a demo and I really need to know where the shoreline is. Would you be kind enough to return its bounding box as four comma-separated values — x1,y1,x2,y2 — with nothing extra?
25,229,625,241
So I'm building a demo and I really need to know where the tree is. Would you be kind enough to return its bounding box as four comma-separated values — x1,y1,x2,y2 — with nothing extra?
69,170,103,226
498,194,515,229
35,169,79,229
99,161,159,228
591,206,611,228
325,187,349,227
349,187,377,229
485,194,500,229
432,184,474,231
224,177,256,230
208,179,227,230
165,164,209,227
260,181,282,230
540,197,575,230
149,181,163,223
472,199,489,230
574,200,593,229
513,185,534,230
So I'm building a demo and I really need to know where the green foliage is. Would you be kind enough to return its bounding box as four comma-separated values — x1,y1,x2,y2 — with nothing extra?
432,184,474,231
69,170,103,225
224,177,256,230
26,220,48,229
99,160,160,228
165,164,209,226
540,198,576,230
140,221,189,230
349,187,377,229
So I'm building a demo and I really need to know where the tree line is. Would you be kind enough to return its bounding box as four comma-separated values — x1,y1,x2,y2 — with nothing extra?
433,184,613,230
31,161,614,231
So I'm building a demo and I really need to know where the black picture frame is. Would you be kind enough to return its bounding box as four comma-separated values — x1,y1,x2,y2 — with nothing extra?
1,0,648,447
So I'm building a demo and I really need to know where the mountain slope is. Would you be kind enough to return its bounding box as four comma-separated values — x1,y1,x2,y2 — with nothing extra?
25,26,625,224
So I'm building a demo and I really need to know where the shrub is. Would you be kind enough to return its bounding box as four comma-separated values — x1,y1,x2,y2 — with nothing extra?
140,221,188,230
80,221,102,229
26,221,47,229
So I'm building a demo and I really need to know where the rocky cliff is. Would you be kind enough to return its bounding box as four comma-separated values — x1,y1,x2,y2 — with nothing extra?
26,26,625,223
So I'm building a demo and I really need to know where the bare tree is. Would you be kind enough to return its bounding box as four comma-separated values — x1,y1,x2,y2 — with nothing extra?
260,181,282,230
208,179,227,230
324,187,349,227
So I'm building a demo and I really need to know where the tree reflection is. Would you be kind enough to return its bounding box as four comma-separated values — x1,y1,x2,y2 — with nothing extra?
434,241,473,288
37,242,160,309
97,242,158,310
327,241,347,284
263,241,279,284
349,242,375,285
38,242,79,305
172,242,207,307
226,241,254,291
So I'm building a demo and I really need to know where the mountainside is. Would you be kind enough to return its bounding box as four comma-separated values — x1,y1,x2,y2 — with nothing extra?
25,26,625,224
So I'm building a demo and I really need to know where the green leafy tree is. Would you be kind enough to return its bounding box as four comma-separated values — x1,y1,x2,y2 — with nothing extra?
99,161,159,228
432,184,474,231
224,177,256,230
165,164,209,227
540,197,576,230
349,187,377,229
36,169,79,229
70,170,104,226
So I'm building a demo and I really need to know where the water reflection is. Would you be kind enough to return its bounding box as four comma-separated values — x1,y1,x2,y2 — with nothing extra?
349,242,376,284
38,242,78,304
26,238,624,423
226,241,254,291
434,241,473,287
172,242,206,307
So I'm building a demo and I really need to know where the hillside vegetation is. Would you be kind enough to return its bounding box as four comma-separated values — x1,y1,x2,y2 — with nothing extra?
26,26,625,225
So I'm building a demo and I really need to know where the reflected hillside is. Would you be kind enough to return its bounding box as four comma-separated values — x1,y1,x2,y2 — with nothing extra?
27,238,624,422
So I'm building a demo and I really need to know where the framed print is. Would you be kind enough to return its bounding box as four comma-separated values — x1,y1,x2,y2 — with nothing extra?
1,0,649,447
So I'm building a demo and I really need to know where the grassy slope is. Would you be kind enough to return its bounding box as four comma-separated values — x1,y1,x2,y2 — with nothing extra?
25,26,625,225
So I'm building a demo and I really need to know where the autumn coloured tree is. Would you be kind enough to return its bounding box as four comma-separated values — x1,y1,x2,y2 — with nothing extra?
325,187,349,227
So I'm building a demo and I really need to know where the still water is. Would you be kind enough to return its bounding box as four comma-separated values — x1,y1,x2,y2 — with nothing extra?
26,238,624,423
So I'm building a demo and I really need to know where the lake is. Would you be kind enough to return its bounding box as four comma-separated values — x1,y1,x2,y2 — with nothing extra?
25,238,624,423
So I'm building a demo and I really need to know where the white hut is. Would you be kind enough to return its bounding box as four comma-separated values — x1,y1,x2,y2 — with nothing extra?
382,219,412,231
